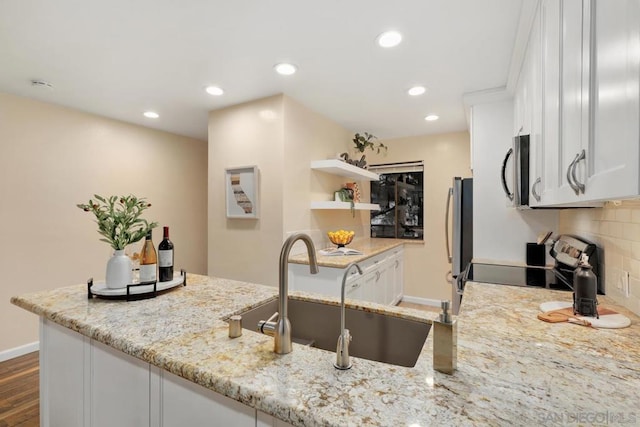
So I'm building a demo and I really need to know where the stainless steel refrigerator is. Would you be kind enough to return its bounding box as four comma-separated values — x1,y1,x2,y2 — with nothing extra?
445,177,473,314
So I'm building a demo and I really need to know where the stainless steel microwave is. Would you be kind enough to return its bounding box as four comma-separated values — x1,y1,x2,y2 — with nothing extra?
501,134,532,208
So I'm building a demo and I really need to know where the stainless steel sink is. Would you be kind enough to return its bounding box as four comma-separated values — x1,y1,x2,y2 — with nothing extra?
236,298,430,368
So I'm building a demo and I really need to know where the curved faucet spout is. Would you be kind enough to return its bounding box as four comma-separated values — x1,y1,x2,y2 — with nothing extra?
335,262,363,369
274,233,319,354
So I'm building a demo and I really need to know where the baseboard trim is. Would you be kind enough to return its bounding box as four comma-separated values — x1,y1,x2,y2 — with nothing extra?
0,341,39,362
401,295,442,307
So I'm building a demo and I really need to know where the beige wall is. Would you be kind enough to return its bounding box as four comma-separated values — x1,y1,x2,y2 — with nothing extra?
365,131,472,301
208,94,360,286
208,95,285,285
282,96,367,242
0,92,208,354
208,97,470,300
559,201,640,315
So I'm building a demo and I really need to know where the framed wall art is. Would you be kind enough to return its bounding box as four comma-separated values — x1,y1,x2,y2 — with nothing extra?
225,165,259,219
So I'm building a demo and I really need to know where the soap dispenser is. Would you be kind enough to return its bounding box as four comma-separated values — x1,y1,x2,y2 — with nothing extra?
433,300,457,375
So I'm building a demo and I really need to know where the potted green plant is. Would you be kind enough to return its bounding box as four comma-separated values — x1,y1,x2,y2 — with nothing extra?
77,195,157,289
334,187,355,218
352,132,388,154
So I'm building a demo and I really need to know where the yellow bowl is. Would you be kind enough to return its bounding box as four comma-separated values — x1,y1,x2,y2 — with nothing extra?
327,230,355,247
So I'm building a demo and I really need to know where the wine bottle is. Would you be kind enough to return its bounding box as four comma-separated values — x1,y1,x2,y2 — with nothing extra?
158,226,174,282
139,230,157,283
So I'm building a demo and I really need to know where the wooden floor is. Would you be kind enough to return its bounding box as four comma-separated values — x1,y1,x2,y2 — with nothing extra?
0,352,39,427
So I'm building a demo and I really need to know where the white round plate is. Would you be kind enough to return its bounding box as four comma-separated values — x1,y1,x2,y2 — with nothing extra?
539,301,631,329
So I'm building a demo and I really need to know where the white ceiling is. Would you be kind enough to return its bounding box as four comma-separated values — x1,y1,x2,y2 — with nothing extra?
0,0,524,141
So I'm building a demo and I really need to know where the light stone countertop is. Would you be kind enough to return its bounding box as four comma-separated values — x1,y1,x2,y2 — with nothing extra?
11,275,640,426
289,238,419,268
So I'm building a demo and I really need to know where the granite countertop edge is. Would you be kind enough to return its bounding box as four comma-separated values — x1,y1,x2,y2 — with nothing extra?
10,275,640,426
289,238,407,268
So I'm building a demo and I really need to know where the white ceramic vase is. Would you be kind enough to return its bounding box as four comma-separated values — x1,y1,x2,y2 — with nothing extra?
105,249,133,289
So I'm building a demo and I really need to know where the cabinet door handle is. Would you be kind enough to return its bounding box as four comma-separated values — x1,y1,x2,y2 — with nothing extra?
351,283,360,289
501,148,514,201
531,177,542,202
566,152,580,195
571,149,586,194
375,271,381,281
395,260,399,268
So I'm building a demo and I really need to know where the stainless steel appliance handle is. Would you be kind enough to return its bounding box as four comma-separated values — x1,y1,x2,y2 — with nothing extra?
456,272,465,295
571,149,586,194
566,152,580,195
445,187,453,263
531,177,542,202
501,148,514,201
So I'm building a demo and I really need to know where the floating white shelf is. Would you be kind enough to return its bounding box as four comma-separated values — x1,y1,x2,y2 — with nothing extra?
310,159,379,181
310,201,381,211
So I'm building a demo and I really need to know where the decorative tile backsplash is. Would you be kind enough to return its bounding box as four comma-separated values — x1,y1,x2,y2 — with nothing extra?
559,200,640,315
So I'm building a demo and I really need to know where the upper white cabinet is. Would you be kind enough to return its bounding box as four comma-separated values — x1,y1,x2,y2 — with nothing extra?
517,0,640,206
516,2,545,206
587,0,640,200
539,0,562,204
556,0,590,202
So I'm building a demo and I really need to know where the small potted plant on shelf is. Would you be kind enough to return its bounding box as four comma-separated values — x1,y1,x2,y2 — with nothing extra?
77,195,158,289
334,187,355,218
340,132,387,169
352,132,388,155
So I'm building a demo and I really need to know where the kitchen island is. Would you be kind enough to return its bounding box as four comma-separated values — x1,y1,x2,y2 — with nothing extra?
11,275,640,426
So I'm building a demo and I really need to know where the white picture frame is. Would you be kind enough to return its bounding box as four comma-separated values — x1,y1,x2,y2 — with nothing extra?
225,165,259,219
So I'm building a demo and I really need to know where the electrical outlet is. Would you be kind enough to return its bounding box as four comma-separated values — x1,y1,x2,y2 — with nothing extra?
622,270,630,297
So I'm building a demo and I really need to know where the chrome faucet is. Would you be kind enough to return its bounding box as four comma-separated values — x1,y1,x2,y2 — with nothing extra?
258,233,318,354
334,262,362,370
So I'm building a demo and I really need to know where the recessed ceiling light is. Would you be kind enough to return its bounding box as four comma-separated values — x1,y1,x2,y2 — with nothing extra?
408,86,426,96
274,63,297,76
424,115,439,121
143,111,159,119
205,86,224,96
377,31,403,48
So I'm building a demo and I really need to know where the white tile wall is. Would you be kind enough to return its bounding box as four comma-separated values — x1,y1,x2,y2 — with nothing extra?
559,200,640,315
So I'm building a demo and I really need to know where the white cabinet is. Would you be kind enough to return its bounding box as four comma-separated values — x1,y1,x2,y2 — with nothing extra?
90,341,150,427
39,319,293,427
516,0,639,206
539,0,562,204
39,318,85,427
390,247,404,305
586,0,640,200
515,1,545,206
345,270,365,300
289,246,404,306
158,369,256,427
555,0,590,203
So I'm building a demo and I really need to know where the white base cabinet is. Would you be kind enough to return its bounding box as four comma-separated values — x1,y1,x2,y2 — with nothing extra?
39,318,293,427
289,246,404,306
